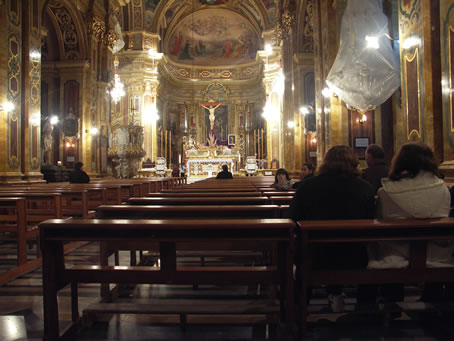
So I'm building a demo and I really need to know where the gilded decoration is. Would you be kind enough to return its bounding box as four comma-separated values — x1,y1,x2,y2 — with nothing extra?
90,17,106,41
8,115,19,169
449,24,454,132
8,0,20,26
133,6,143,29
303,0,314,52
8,33,20,99
49,5,79,57
106,29,119,49
30,55,41,105
399,0,421,36
404,48,421,140
166,62,257,81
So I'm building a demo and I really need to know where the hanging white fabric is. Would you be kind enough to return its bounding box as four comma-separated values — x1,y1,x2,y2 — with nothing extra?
325,0,400,111
112,22,125,54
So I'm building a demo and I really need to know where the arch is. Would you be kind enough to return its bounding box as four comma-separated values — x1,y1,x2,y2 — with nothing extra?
41,0,89,61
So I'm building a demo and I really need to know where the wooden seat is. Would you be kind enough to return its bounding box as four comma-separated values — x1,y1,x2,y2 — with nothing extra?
297,218,454,336
39,218,296,341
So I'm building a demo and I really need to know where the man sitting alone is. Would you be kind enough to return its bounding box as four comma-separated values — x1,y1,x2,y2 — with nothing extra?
216,164,233,179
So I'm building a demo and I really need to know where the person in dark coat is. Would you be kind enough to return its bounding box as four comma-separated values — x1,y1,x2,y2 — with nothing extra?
362,144,389,194
292,162,315,189
68,161,90,184
287,145,375,310
216,164,233,179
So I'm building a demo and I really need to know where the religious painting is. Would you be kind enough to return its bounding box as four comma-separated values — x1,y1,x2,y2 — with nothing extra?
167,9,259,66
262,0,277,26
205,104,228,141
228,134,236,146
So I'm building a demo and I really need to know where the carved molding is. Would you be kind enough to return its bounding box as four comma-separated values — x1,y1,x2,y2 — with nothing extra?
90,17,106,41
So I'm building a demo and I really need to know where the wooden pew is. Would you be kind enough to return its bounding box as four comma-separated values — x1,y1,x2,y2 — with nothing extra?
146,191,262,197
40,218,296,341
128,196,271,205
297,218,454,336
0,189,92,218
96,204,281,219
0,194,62,265
0,198,27,265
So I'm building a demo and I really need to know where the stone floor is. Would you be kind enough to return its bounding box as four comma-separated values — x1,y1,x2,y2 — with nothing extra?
1,242,454,340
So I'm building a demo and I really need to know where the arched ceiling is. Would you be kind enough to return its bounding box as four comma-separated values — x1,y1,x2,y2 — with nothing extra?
166,8,259,67
134,0,277,68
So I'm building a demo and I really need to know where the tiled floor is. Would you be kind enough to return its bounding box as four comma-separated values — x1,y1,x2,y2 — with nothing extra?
1,243,454,340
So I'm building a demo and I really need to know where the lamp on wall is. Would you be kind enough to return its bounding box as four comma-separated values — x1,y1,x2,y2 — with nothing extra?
357,113,367,124
0,101,14,112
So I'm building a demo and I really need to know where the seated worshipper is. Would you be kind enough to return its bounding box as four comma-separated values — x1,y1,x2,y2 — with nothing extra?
68,161,90,184
362,144,389,194
271,168,292,191
292,162,315,189
369,142,452,302
216,164,233,179
287,145,375,311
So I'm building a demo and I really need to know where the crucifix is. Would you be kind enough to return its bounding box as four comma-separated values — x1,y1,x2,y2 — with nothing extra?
200,99,224,131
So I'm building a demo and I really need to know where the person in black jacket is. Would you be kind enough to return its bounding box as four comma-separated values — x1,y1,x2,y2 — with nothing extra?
362,144,389,194
288,145,375,311
216,164,233,179
292,162,314,189
68,162,90,184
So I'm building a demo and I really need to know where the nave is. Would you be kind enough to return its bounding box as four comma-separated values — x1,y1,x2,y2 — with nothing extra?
0,174,454,341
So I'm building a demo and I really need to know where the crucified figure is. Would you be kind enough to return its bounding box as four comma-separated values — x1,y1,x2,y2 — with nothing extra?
201,102,223,130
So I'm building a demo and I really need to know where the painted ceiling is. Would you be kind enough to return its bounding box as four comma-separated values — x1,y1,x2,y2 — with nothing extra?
166,9,259,67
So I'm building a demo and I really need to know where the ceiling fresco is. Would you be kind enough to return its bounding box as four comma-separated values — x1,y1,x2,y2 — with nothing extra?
166,8,259,67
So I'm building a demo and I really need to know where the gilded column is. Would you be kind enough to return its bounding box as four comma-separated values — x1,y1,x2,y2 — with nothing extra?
22,0,42,181
0,0,23,182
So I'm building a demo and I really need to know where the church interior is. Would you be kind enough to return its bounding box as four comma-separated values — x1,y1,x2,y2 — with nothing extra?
2,0,454,340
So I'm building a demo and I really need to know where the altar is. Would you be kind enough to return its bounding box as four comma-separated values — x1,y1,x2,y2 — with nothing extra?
184,136,241,178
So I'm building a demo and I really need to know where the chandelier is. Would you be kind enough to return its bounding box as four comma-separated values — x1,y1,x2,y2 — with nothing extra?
110,56,125,103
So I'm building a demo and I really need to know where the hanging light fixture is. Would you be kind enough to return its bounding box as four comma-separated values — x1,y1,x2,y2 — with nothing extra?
110,56,125,103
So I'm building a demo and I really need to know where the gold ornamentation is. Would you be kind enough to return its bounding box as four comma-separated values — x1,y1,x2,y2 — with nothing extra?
90,17,106,40
106,29,119,49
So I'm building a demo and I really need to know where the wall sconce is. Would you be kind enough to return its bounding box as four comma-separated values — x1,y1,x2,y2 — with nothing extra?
357,113,367,124
311,136,317,144
65,141,76,148
0,101,14,112
287,121,295,129
50,115,59,125
90,127,99,135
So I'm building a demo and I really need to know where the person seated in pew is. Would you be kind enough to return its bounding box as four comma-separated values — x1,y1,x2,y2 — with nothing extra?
370,142,453,302
292,162,314,189
287,145,375,311
216,164,233,179
271,168,292,191
362,144,389,194
68,162,90,184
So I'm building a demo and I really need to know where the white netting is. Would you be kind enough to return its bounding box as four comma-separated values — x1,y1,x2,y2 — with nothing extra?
326,0,400,111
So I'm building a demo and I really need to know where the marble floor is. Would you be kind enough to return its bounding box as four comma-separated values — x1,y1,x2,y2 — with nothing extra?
1,242,454,340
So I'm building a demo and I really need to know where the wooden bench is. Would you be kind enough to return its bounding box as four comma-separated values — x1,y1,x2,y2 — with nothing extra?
146,191,263,197
0,194,63,265
297,218,454,336
40,218,296,341
128,196,271,205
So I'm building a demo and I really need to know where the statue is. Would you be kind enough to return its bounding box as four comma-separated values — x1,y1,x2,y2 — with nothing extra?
200,100,223,130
